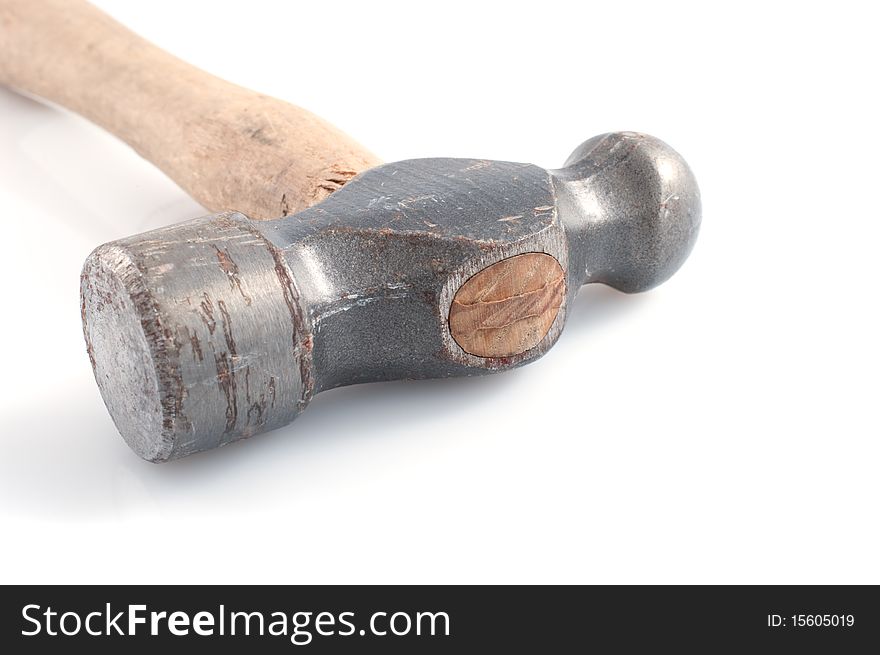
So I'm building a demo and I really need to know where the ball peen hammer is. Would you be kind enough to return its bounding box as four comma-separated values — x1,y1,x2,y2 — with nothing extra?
0,0,701,461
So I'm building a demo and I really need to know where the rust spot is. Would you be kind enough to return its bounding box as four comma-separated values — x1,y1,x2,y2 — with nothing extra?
247,399,267,428
131,268,190,436
214,351,236,434
188,329,204,363
262,241,314,409
213,245,252,305
215,299,239,434
243,366,268,429
222,217,314,411
199,292,216,334
217,301,236,356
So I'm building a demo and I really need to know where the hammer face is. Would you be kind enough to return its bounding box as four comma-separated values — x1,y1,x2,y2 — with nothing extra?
81,244,168,461
81,213,311,462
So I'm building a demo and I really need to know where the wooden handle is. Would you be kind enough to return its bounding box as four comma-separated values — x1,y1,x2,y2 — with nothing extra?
0,0,380,219
449,253,566,358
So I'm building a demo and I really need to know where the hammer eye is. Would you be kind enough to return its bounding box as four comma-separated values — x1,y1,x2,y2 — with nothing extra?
448,253,566,359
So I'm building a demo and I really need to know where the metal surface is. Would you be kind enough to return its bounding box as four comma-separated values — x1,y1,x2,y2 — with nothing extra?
81,131,701,461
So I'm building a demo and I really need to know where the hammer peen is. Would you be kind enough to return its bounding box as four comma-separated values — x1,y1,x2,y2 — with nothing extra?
1,0,701,461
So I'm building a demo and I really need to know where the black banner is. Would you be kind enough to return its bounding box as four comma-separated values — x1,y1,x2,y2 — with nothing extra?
1,585,876,652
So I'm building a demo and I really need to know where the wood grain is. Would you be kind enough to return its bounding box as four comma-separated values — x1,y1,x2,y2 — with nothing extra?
0,0,380,219
449,253,565,358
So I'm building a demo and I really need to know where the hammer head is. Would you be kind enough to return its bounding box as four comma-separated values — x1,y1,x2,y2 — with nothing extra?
81,132,700,461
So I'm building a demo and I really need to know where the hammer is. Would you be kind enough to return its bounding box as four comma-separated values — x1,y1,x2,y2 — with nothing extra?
1,0,701,461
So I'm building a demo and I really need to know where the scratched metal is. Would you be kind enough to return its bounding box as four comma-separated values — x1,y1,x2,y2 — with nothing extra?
81,214,309,461
81,131,701,461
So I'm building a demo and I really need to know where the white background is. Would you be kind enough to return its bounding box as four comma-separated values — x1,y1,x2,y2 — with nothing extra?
1,0,877,584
